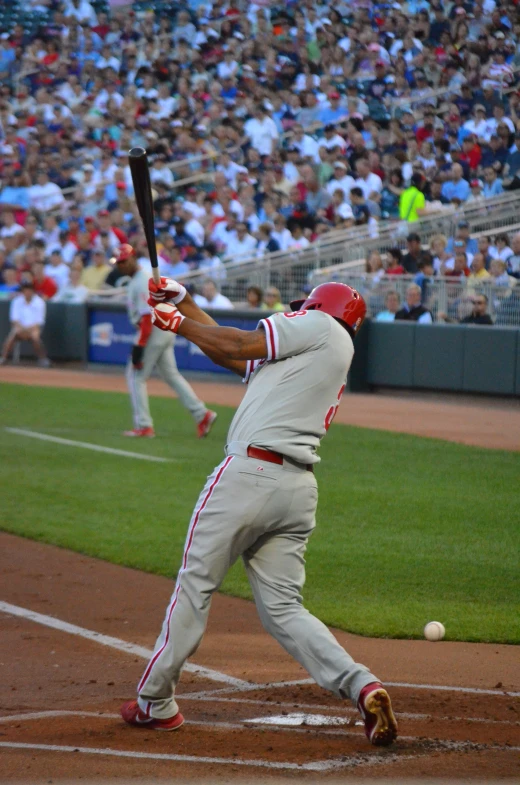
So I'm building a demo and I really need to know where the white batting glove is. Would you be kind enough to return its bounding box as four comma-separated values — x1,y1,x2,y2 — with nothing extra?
152,303,186,334
148,276,187,305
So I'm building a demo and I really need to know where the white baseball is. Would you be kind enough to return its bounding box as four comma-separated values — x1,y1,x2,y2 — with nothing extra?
424,621,445,641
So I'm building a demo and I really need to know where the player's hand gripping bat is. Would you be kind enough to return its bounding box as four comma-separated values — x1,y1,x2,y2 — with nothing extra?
128,147,161,285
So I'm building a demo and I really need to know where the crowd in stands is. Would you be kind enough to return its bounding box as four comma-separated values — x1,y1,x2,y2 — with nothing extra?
1,0,520,325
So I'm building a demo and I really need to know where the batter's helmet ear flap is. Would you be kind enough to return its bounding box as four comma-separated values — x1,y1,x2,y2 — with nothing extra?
289,299,305,311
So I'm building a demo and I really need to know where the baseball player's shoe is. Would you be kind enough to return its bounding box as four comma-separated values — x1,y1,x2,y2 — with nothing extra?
120,700,184,731
357,682,397,746
123,427,156,437
197,410,217,438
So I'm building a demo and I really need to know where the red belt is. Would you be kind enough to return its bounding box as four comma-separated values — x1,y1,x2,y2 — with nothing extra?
247,445,313,473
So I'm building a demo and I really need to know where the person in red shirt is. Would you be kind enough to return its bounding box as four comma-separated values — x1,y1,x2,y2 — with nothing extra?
89,210,128,251
460,135,481,173
385,248,406,275
446,251,470,278
31,260,58,299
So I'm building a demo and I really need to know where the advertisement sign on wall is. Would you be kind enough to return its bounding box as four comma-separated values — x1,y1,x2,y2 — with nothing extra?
88,307,258,374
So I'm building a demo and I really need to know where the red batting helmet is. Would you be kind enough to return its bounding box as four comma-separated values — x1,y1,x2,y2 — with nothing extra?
290,282,366,334
115,243,135,262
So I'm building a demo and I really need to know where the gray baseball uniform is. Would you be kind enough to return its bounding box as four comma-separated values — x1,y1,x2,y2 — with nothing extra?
126,267,207,428
136,309,377,717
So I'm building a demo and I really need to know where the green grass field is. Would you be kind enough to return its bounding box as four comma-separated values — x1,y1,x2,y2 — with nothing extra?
1,382,519,644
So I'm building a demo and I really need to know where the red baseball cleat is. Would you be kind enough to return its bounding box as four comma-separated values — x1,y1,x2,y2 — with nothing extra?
123,427,155,438
197,410,217,438
357,682,398,746
120,700,184,731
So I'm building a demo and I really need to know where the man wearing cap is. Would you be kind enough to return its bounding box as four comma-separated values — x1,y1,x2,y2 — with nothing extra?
447,221,478,256
113,244,215,439
326,162,355,200
0,279,50,366
318,93,348,126
462,105,493,143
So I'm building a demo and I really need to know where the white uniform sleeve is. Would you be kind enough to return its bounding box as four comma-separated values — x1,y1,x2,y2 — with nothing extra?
258,310,331,362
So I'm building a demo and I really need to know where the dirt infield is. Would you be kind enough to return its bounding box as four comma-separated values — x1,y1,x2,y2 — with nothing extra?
0,533,519,781
2,365,520,451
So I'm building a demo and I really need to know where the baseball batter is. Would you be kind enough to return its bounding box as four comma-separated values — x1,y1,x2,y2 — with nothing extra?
121,278,398,746
114,244,217,438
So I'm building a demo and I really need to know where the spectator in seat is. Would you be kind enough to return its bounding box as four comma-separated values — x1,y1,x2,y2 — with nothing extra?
0,267,20,299
272,215,293,252
414,254,434,302
52,264,89,304
402,233,422,273
375,290,400,322
395,283,433,324
385,248,406,275
441,163,470,202
194,278,234,310
506,232,520,279
446,251,471,278
399,172,426,223
44,250,70,292
468,254,491,281
29,169,65,213
256,223,280,256
493,233,513,263
223,221,257,260
489,258,514,286
447,221,478,255
0,279,50,366
31,260,58,300
81,249,111,292
264,287,285,312
461,294,493,325
244,286,266,310
482,165,504,198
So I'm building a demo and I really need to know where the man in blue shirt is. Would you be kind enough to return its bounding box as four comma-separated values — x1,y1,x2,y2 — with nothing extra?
441,163,470,202
482,166,504,198
0,172,30,212
318,93,348,126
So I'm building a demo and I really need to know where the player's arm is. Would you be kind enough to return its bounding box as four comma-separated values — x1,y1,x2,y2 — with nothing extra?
179,319,268,363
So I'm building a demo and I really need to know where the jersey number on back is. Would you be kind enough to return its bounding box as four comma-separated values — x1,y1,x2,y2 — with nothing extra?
283,310,308,318
324,384,346,431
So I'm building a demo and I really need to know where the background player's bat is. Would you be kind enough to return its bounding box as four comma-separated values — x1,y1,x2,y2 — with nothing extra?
128,147,161,285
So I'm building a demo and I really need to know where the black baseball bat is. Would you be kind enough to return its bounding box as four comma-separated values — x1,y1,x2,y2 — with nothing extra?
128,147,161,285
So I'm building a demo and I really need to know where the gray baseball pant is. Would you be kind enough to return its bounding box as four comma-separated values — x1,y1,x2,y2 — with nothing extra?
136,442,377,718
126,327,207,429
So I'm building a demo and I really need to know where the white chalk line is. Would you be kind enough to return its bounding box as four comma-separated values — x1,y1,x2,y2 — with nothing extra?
2,710,519,746
4,427,173,464
0,741,353,771
0,601,249,690
2,599,517,703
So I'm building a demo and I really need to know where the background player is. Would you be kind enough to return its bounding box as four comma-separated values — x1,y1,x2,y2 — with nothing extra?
121,277,398,747
114,245,216,438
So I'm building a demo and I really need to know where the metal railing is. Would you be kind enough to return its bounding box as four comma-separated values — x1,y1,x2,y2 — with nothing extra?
311,273,520,327
178,191,520,305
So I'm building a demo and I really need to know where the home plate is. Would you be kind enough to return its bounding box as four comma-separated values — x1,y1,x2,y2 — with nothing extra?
244,713,362,727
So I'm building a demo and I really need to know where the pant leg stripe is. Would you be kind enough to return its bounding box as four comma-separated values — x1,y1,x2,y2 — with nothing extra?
137,456,234,694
